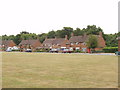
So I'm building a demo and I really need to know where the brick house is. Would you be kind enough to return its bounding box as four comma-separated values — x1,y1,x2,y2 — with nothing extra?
19,39,41,51
0,40,16,51
69,32,106,52
118,37,120,51
42,35,69,49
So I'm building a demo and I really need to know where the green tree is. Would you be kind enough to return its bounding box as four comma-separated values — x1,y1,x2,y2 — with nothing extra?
84,25,103,35
73,28,84,36
38,33,47,43
55,27,73,38
86,35,98,51
47,31,55,38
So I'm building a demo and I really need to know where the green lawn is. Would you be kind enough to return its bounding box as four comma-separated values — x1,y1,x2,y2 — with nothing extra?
2,52,118,88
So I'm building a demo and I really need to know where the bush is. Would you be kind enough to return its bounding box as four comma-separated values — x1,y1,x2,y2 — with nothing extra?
12,49,20,51
35,50,44,52
103,47,118,53
73,50,85,53
35,48,50,52
92,50,104,53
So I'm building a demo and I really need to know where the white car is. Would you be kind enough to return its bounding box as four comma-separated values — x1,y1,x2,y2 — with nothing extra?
6,47,12,52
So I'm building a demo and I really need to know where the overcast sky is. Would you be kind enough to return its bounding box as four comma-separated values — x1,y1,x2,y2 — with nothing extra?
0,0,119,35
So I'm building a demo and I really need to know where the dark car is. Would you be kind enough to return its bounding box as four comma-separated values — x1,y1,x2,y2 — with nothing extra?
62,49,72,53
25,49,32,52
49,49,58,53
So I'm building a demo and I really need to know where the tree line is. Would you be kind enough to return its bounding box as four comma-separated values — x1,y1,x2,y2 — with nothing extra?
1,25,119,47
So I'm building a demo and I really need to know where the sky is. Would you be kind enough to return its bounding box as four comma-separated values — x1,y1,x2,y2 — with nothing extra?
0,0,119,35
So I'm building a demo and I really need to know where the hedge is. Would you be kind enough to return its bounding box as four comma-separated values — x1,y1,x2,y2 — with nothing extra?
103,47,118,53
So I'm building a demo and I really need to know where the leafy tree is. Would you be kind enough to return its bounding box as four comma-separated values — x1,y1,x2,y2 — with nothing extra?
14,34,22,45
20,31,29,34
47,31,55,38
86,35,98,51
104,34,118,47
55,27,73,38
73,28,84,36
38,33,47,43
84,25,103,35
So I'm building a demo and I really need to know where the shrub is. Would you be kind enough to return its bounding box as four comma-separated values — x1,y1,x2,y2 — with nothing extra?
103,47,118,53
35,48,50,52
73,50,85,53
92,50,104,53
12,49,20,51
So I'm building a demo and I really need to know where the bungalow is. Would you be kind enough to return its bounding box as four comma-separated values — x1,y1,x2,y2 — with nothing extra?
42,35,69,49
19,39,41,51
0,40,16,51
69,32,106,52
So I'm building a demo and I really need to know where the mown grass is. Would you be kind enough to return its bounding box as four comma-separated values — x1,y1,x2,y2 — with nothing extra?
2,52,118,88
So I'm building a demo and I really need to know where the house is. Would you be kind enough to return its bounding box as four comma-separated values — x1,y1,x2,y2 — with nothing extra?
19,39,41,51
117,37,120,51
42,35,69,49
0,40,16,51
69,32,106,52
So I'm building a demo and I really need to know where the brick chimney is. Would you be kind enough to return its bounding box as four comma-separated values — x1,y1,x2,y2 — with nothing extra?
71,33,74,37
65,35,68,40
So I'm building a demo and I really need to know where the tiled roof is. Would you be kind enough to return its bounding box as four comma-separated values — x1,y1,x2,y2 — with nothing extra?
0,40,13,46
69,36,88,43
53,38,65,45
42,39,55,45
43,38,65,45
19,40,39,45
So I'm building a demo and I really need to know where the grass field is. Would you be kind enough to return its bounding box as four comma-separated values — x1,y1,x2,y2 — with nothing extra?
2,52,118,88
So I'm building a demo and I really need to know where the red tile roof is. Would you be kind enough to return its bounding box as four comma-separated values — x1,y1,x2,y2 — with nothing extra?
19,40,40,46
69,36,88,43
43,38,65,45
1,40,15,46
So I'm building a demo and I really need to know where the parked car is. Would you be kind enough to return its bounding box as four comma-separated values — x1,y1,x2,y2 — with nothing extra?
49,49,58,53
25,49,32,52
115,51,120,55
62,48,72,53
6,47,12,52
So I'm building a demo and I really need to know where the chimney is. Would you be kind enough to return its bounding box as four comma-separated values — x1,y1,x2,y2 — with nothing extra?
71,33,74,37
99,31,102,36
65,35,68,40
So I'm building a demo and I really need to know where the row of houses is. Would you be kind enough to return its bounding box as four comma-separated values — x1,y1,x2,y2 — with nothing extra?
0,32,106,52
